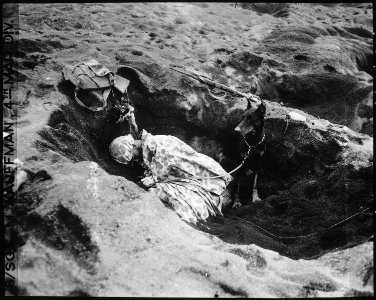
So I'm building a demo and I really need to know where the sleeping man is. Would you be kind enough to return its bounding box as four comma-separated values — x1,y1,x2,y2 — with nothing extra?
109,130,233,224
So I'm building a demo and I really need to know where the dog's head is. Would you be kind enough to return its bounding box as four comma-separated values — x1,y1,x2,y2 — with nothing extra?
235,100,266,136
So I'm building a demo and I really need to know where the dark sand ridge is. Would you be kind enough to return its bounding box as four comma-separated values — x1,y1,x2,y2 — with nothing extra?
5,2,373,296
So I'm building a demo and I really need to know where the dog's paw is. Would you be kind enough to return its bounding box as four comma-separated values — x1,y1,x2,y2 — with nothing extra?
252,193,262,203
232,200,242,209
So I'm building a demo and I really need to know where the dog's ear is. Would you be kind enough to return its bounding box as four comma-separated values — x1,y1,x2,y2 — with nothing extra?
257,102,266,116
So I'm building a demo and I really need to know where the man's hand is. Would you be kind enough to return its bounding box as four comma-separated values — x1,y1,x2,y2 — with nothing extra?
141,176,155,188
144,169,152,177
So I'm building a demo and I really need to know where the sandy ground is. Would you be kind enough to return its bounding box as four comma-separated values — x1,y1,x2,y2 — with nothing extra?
3,2,373,297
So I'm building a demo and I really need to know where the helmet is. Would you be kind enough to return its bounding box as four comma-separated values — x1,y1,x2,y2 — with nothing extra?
109,134,135,165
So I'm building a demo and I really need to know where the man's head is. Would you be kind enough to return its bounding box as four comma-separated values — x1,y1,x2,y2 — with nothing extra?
109,135,142,165
235,101,266,136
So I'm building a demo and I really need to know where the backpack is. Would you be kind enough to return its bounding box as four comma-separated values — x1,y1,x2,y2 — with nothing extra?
62,59,130,111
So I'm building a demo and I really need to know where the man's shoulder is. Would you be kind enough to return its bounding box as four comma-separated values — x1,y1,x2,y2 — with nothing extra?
142,130,193,152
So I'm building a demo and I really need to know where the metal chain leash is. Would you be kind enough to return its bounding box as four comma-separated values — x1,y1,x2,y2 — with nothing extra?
230,207,370,240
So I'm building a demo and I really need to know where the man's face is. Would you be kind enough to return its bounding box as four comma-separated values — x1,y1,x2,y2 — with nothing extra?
131,143,142,164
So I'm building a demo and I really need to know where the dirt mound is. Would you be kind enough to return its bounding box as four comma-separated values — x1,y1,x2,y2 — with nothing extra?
239,3,290,18
12,161,373,297
17,54,373,266
231,3,373,135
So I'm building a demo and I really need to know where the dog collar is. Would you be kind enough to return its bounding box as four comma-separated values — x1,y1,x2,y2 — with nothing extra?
243,132,265,155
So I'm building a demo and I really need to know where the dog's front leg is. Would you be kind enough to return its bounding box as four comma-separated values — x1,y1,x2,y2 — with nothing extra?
252,173,262,202
232,180,242,209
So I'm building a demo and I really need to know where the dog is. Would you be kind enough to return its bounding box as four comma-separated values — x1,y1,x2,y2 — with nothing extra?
232,99,266,208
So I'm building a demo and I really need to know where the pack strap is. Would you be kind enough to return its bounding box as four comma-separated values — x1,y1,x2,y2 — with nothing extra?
73,64,115,89
73,63,115,111
74,87,111,112
63,60,130,111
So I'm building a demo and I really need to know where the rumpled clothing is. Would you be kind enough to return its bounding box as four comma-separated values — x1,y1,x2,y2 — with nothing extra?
140,130,232,224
